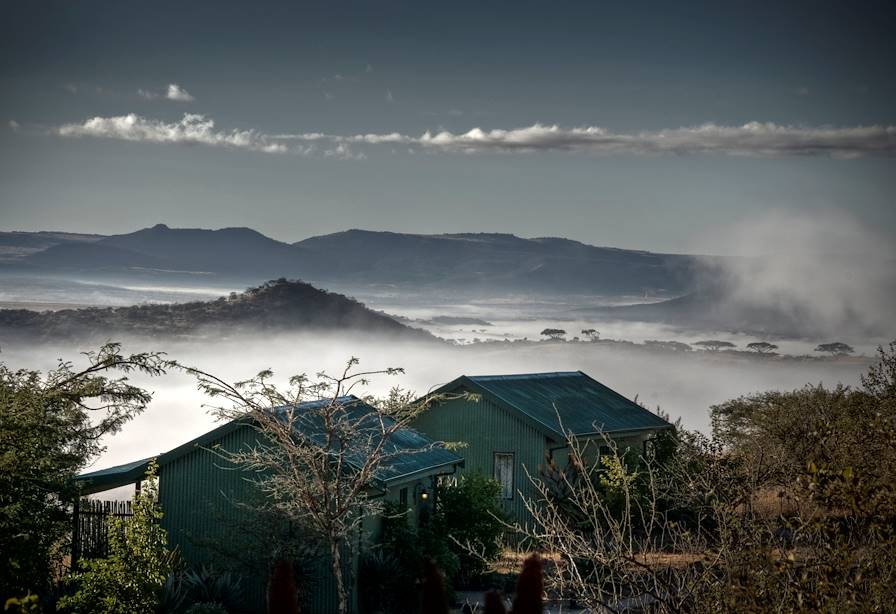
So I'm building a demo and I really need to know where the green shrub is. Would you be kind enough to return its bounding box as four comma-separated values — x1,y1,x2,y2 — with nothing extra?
58,461,176,614
436,474,507,585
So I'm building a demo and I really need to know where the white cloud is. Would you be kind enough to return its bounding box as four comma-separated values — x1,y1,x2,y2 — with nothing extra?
276,121,896,158
52,113,896,160
57,113,286,154
137,83,195,102
386,89,394,103
9,120,19,131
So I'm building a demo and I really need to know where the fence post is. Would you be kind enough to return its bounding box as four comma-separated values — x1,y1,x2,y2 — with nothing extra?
71,497,81,570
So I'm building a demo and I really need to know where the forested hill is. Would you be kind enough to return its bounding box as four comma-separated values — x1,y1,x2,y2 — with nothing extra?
0,279,433,342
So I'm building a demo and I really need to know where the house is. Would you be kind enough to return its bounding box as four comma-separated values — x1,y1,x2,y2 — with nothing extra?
410,371,674,526
74,395,463,614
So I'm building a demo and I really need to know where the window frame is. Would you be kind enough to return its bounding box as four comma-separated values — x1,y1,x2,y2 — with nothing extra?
493,451,515,500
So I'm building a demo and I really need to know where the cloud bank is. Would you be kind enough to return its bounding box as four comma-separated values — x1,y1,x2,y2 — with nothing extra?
54,113,896,159
57,113,286,153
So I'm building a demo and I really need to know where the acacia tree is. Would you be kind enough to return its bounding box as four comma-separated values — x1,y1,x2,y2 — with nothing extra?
815,342,854,356
581,329,600,342
695,340,736,351
540,328,567,341
0,343,166,601
746,342,778,354
180,358,453,614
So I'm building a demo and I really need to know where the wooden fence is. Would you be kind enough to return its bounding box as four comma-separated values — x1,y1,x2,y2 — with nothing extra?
71,498,133,566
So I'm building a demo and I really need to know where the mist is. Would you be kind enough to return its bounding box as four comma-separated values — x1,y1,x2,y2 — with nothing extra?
0,329,870,482
694,210,896,339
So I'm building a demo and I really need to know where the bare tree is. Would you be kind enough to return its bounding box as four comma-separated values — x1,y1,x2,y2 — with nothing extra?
178,358,452,614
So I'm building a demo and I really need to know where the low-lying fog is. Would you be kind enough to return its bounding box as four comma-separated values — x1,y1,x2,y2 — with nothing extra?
1,330,871,489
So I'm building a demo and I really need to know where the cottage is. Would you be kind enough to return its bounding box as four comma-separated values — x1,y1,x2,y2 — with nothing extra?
74,395,463,614
411,371,674,526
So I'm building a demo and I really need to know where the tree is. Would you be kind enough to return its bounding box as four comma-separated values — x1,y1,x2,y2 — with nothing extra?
644,340,692,352
179,358,455,614
59,461,176,614
815,342,854,356
540,328,566,341
746,341,778,354
0,343,166,601
695,340,736,351
581,329,599,342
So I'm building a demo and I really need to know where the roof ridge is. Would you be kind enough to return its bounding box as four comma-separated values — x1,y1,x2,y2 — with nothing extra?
468,371,583,381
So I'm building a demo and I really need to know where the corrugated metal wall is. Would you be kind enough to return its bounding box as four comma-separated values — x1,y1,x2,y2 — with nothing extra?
411,396,547,527
158,425,350,614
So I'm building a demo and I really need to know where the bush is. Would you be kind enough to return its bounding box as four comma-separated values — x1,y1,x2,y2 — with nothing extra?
435,474,507,585
160,566,247,614
58,461,176,614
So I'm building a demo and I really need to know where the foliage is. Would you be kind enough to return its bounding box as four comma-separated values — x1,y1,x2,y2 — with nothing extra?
0,343,166,601
177,357,457,614
59,461,176,614
745,341,778,353
814,341,855,355
505,340,896,612
364,502,460,613
161,566,247,614
694,340,736,351
580,329,599,341
3,594,40,614
436,474,508,584
539,328,566,340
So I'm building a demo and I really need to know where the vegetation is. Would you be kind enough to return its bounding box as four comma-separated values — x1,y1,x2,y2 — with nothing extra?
815,341,855,355
0,279,430,343
745,341,778,353
504,340,896,612
0,343,166,603
694,339,736,351
539,328,566,341
59,461,176,614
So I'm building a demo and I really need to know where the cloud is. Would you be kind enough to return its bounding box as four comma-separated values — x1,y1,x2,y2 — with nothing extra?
51,113,896,160
694,210,896,338
137,83,195,102
273,122,896,158
9,120,19,131
386,89,394,103
57,113,286,154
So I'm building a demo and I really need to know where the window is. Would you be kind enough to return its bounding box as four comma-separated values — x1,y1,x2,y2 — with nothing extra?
399,487,408,508
494,452,514,500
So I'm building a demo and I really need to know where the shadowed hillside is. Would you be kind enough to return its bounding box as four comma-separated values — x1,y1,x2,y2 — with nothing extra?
8,224,707,297
0,279,433,342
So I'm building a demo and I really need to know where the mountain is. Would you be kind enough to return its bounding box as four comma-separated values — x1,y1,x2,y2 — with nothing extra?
0,279,432,342
8,224,708,296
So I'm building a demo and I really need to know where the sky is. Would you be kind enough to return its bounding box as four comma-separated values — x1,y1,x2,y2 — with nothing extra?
1,0,894,253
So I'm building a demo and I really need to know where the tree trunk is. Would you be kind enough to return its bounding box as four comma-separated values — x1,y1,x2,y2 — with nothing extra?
330,537,349,614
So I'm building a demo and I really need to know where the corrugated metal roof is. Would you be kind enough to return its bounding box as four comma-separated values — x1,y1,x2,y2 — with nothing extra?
75,395,461,493
275,396,462,485
440,371,671,438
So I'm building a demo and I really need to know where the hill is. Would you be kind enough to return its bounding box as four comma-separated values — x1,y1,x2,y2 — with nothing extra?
0,279,433,342
8,224,706,296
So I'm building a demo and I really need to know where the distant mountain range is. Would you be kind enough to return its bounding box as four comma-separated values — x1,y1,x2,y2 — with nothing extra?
0,224,708,297
0,279,432,342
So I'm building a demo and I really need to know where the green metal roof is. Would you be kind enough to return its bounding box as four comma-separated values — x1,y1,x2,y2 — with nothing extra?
434,371,672,440
75,396,462,494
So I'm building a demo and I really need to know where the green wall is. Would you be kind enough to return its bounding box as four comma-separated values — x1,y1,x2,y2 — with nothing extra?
411,395,548,527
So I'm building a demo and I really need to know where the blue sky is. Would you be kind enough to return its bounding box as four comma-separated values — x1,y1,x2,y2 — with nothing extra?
1,0,894,252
